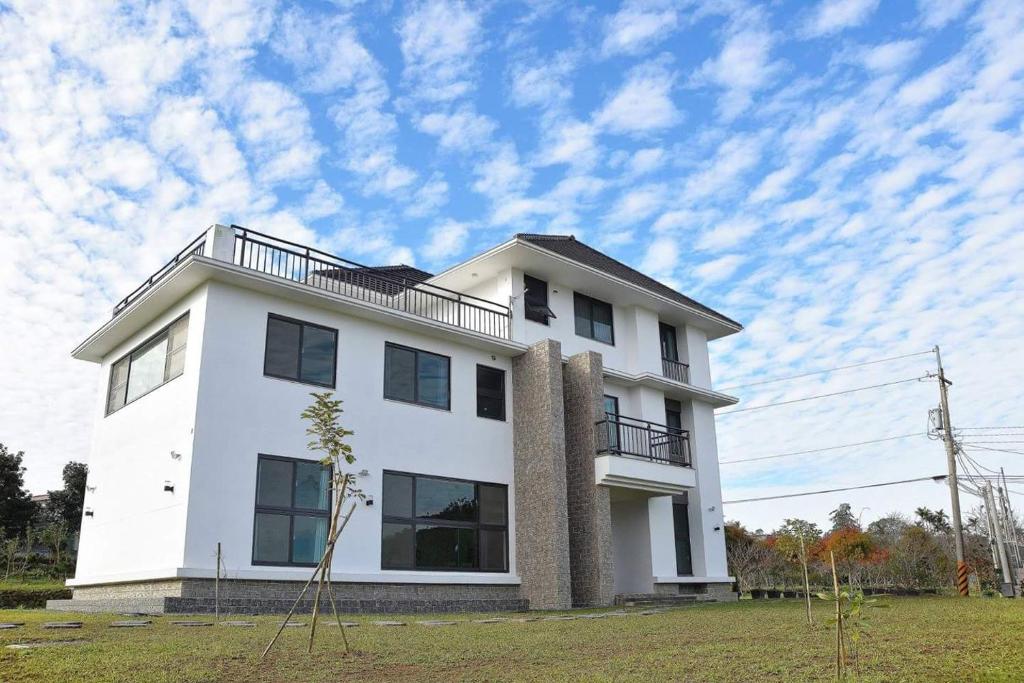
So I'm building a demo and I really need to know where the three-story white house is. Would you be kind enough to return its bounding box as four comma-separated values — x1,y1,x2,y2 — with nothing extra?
52,224,742,614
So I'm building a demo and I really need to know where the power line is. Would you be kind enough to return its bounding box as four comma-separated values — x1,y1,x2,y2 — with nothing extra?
719,433,923,465
957,426,1024,431
718,375,932,416
719,350,933,391
962,445,1024,456
722,474,947,504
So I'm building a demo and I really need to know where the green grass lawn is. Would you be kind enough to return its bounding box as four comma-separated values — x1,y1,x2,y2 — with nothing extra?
1,597,1022,682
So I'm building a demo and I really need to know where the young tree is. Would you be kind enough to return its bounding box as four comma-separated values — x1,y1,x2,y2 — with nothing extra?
46,462,89,529
2,533,18,580
829,503,860,531
773,518,822,623
0,444,37,537
725,522,772,593
263,392,364,658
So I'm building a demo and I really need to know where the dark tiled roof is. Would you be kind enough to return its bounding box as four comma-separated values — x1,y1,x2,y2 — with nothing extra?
516,234,741,329
314,264,434,295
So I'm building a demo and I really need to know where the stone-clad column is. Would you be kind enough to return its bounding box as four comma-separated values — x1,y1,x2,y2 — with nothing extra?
563,351,615,607
511,339,572,610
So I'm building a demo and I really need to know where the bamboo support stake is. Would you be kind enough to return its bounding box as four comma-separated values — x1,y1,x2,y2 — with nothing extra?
799,534,812,625
830,551,846,680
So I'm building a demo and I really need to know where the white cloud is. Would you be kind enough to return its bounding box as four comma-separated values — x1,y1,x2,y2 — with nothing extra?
605,184,666,225
916,0,974,29
535,118,600,168
508,52,577,109
601,0,679,57
594,60,680,134
628,147,665,176
416,106,497,153
422,219,470,264
695,28,782,118
398,0,484,102
695,254,745,282
640,236,679,277
861,39,922,72
803,0,881,37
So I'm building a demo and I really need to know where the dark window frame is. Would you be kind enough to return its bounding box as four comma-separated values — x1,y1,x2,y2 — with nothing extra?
380,470,510,573
523,274,554,325
252,454,332,568
383,342,452,411
476,364,506,421
263,313,338,388
105,311,190,416
659,322,679,361
573,292,615,345
672,493,694,576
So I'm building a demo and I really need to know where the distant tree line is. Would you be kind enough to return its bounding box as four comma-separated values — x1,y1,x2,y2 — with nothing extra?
726,502,1016,595
0,442,87,581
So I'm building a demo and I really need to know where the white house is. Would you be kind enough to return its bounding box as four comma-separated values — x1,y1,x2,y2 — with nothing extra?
51,224,742,614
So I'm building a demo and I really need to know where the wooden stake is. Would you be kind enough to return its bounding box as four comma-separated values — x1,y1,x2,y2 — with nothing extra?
799,534,812,625
215,542,221,624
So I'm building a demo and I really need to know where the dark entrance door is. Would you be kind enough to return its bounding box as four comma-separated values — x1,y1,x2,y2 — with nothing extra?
672,494,693,576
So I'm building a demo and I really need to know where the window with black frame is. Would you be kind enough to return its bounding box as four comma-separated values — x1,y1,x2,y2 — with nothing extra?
476,365,505,420
603,395,620,452
573,292,614,344
383,343,451,410
106,313,189,415
523,274,555,324
380,472,508,572
672,493,693,576
252,455,331,566
263,314,337,387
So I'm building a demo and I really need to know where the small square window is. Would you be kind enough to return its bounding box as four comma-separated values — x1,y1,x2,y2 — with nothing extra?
263,314,337,388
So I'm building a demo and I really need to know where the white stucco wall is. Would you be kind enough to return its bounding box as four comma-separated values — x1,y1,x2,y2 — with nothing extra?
610,495,654,594
182,282,518,583
74,286,208,583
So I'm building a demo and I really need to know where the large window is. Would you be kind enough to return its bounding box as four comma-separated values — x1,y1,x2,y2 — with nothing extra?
383,343,451,410
106,313,189,415
523,274,555,325
253,455,331,566
476,365,506,421
573,292,614,344
263,314,337,387
381,472,508,572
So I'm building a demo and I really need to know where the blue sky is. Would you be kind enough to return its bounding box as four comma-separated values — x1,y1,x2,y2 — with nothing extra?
1,0,1022,531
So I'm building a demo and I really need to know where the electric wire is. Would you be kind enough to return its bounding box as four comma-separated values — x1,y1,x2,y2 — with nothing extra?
722,474,947,504
719,433,923,465
717,376,932,415
962,445,1024,456
719,350,933,391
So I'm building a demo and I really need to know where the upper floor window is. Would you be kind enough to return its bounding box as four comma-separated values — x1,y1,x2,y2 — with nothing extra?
252,455,331,567
380,471,509,572
384,343,451,410
573,292,614,344
523,274,555,325
264,314,337,387
476,365,506,421
106,313,189,415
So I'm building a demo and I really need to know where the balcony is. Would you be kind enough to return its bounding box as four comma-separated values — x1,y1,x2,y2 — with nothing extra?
661,357,690,384
112,226,512,340
595,415,691,467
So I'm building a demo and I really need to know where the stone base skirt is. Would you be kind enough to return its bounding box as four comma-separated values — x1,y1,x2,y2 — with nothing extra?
47,578,528,615
654,581,739,602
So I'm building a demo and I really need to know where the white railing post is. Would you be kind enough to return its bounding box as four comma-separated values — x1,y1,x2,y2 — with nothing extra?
203,224,236,263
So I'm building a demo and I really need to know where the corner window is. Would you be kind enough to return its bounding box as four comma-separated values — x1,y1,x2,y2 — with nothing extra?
573,292,614,344
476,365,506,421
384,343,450,410
381,472,509,572
106,313,189,415
253,455,331,566
263,314,338,387
523,274,555,325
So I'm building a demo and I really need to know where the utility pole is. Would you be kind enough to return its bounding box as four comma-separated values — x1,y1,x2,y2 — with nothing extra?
984,483,1015,596
999,468,1022,570
934,345,969,596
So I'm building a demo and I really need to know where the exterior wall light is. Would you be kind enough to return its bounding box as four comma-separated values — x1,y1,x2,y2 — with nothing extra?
164,482,175,493
170,450,182,460
84,509,94,517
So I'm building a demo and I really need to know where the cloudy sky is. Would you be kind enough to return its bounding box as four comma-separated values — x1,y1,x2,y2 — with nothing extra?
1,0,1022,532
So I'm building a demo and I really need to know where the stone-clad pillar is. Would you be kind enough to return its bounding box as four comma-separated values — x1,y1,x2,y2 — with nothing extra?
563,351,615,607
511,339,572,610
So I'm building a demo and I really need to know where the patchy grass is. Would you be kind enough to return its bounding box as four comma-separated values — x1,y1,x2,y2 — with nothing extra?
1,597,1022,682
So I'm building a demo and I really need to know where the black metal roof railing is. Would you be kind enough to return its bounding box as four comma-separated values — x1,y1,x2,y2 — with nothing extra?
110,226,512,341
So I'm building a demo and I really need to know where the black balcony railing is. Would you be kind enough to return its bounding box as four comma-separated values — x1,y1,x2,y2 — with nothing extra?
595,415,691,467
662,357,690,384
232,228,511,339
113,231,208,316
